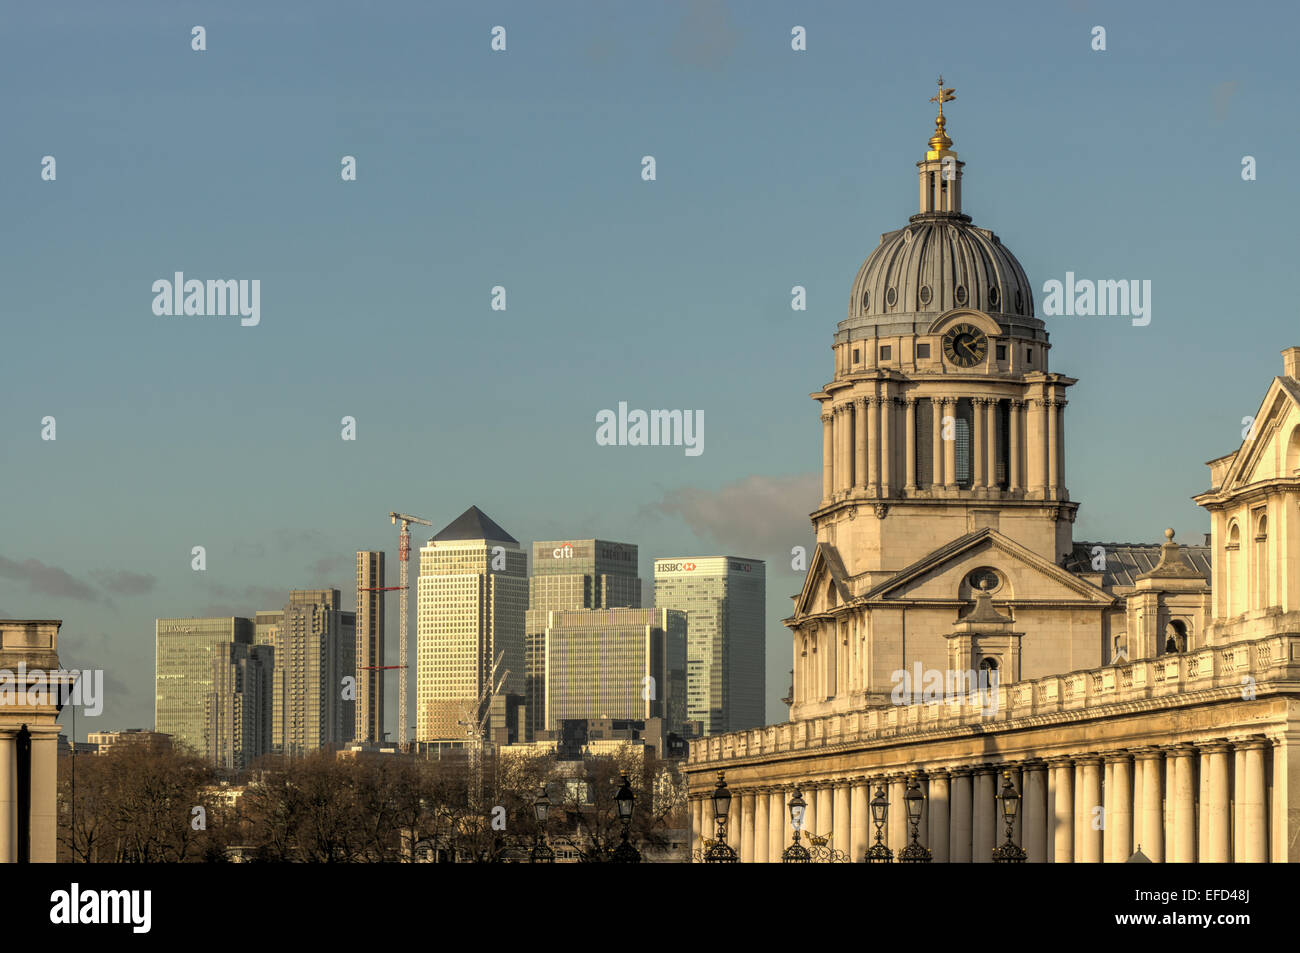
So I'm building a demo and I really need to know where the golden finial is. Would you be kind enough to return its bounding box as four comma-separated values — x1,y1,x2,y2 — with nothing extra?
927,75,957,157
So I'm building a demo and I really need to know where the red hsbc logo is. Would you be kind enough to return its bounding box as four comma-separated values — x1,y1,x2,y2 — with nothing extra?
684,562,696,570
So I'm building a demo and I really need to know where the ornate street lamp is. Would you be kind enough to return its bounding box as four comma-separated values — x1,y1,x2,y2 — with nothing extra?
991,771,1027,863
781,788,811,863
611,773,641,863
864,784,893,863
531,784,555,863
704,771,738,863
897,775,932,863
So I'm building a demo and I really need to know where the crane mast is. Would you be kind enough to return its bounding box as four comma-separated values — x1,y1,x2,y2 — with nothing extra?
390,511,432,751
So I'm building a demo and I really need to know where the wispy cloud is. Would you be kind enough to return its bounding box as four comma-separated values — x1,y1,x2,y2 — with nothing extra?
0,556,98,602
90,569,157,596
643,473,818,565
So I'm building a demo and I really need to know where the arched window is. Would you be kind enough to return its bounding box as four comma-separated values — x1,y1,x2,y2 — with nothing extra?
1225,522,1240,617
979,657,999,677
1255,512,1269,609
1287,426,1300,475
826,581,837,609
1164,620,1188,654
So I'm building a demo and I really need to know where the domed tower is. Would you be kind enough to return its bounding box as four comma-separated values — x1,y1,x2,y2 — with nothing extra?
813,80,1077,582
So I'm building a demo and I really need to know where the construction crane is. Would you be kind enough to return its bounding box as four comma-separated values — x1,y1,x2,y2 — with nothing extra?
390,511,432,751
457,651,507,815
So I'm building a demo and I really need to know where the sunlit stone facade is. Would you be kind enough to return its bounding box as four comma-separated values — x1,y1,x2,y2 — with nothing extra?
685,97,1300,863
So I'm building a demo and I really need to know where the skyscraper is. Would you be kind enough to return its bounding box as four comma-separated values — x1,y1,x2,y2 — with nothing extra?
355,551,386,742
270,589,356,755
416,506,527,743
654,557,766,735
539,607,686,733
525,539,640,738
155,616,254,757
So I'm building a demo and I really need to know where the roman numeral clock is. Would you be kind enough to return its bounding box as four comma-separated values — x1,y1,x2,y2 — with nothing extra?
942,322,988,368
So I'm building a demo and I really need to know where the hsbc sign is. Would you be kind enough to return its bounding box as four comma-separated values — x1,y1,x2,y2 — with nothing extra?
655,561,697,573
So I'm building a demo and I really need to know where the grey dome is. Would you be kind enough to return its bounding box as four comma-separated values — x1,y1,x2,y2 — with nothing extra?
848,212,1035,326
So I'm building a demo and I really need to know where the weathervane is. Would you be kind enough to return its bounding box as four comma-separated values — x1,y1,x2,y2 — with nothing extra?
929,75,957,117
927,75,956,156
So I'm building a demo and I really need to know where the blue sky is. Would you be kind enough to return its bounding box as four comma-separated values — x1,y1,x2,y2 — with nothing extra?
1,0,1294,738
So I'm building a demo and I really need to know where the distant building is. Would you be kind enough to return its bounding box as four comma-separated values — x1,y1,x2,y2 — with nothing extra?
654,557,766,735
539,608,686,734
355,551,387,743
86,729,173,756
155,617,253,756
254,611,282,648
525,539,640,739
269,590,355,755
416,506,527,743
207,643,273,771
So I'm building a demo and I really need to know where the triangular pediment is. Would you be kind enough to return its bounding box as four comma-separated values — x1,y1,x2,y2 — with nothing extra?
863,528,1115,606
1219,377,1300,492
790,542,854,617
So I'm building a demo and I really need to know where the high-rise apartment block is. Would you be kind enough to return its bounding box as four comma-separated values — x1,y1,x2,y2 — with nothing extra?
525,539,641,738
416,507,527,742
207,642,273,770
155,617,254,756
355,551,386,742
268,589,356,755
654,557,766,735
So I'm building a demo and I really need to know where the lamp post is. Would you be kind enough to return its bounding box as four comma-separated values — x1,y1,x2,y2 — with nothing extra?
611,773,641,863
704,771,738,863
991,771,1027,863
781,788,811,863
864,784,893,863
897,775,932,863
531,784,555,863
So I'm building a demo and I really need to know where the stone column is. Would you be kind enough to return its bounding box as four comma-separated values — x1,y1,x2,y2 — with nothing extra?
840,404,853,494
1198,745,1212,857
949,768,973,863
867,397,881,492
1076,757,1103,863
930,398,943,491
768,790,785,862
887,775,907,852
904,398,918,491
1022,761,1048,863
1200,742,1231,862
1028,397,1046,496
822,412,833,502
1171,745,1198,862
816,784,833,845
1046,398,1059,497
833,781,851,858
802,783,817,843
1136,749,1164,862
928,771,951,863
1056,399,1067,494
30,728,59,863
1102,759,1113,862
850,778,870,863
1051,758,1074,863
972,767,995,863
880,396,893,495
942,399,957,488
972,398,986,488
855,397,868,490
1108,753,1133,862
987,398,999,492
0,730,12,864
1009,399,1023,492
753,790,770,864
1236,739,1268,862
690,797,702,857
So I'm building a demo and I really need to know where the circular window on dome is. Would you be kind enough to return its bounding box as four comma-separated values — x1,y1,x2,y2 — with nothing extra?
886,287,897,308
862,290,869,311
955,285,968,306
918,285,932,307
988,286,1000,308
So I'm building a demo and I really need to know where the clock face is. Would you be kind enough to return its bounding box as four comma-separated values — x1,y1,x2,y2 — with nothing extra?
942,323,988,368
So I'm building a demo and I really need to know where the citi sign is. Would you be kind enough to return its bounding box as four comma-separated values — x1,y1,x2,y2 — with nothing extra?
553,543,577,559
656,561,697,572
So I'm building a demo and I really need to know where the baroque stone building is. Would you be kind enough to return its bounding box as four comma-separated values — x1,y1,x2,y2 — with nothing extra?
685,88,1300,863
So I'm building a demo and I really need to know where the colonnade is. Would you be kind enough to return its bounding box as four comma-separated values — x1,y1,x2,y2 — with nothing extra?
820,392,1066,503
689,738,1271,863
0,725,60,863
